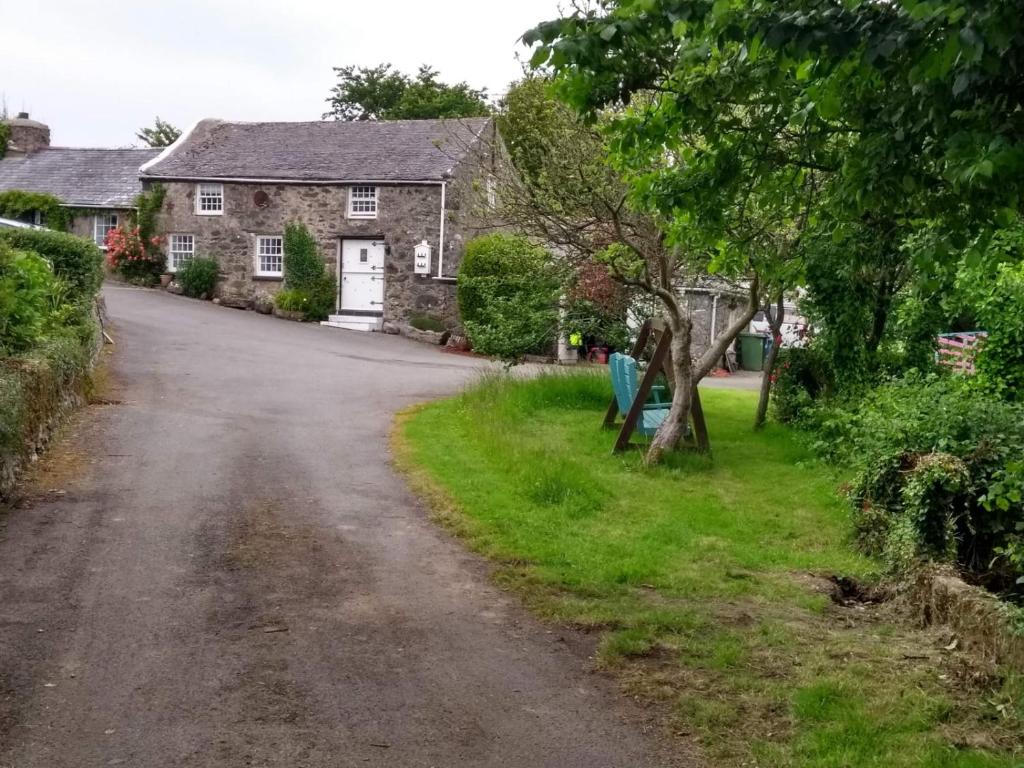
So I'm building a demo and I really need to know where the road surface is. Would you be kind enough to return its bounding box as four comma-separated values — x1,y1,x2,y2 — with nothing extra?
0,286,687,768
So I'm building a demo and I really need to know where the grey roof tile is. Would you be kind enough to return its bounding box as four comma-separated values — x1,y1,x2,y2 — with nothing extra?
141,118,491,182
0,147,159,207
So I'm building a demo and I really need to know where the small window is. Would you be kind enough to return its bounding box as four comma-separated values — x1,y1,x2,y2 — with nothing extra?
348,186,378,219
167,234,194,272
486,177,498,209
93,213,118,248
255,235,284,277
196,183,224,215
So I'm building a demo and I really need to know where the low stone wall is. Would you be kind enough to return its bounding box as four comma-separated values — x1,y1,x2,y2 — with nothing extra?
0,305,104,501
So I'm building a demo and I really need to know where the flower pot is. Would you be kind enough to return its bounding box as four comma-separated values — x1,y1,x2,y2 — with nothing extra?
160,273,173,288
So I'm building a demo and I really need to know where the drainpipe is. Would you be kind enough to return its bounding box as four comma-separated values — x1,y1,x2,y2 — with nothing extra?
710,293,719,344
436,181,447,278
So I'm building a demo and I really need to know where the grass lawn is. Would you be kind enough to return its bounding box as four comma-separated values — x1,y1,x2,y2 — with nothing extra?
396,372,1023,767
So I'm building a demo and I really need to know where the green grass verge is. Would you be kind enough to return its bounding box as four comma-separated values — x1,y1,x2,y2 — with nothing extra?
396,371,1023,767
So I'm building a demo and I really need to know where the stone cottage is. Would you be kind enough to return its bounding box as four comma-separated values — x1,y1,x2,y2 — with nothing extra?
0,113,158,246
140,118,499,331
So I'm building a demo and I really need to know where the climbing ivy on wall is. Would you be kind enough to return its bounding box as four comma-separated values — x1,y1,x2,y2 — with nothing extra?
132,183,166,246
0,190,72,230
0,123,10,159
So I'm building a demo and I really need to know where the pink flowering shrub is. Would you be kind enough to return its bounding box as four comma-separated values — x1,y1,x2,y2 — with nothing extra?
105,226,165,283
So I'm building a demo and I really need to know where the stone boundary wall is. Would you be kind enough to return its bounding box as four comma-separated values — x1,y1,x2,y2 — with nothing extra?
0,303,105,501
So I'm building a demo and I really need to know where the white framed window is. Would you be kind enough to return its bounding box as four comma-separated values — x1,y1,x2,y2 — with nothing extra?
255,235,284,277
167,234,194,272
348,185,378,219
195,183,224,215
93,213,118,248
486,176,498,209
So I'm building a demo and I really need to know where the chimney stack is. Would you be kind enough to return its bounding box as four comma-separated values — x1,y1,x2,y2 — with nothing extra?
3,113,51,155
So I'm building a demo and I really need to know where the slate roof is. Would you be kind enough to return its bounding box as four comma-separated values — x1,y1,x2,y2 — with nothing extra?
141,118,492,182
0,147,159,207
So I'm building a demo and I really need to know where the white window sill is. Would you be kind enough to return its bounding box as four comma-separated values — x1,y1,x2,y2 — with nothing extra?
347,213,378,220
195,210,224,216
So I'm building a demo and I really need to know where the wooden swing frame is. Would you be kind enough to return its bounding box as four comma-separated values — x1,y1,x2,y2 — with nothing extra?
602,318,710,454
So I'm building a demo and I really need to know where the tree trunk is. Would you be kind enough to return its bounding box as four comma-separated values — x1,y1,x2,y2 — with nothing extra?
645,319,693,464
754,293,785,430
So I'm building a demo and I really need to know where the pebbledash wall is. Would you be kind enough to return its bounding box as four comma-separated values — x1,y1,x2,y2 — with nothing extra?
147,166,489,328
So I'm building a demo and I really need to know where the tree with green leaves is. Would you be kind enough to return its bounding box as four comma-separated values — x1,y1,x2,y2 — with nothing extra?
136,117,181,148
521,11,826,459
323,64,490,121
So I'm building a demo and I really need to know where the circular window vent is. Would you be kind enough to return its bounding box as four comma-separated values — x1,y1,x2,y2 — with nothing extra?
253,190,270,208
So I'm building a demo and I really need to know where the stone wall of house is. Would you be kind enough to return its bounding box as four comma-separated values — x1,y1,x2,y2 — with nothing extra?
439,123,502,278
687,291,751,364
148,180,467,327
68,209,130,251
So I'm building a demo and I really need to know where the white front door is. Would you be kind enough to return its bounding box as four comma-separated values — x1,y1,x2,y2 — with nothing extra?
339,239,385,313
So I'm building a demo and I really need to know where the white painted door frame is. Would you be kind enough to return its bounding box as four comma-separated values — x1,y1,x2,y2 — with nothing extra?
337,238,385,315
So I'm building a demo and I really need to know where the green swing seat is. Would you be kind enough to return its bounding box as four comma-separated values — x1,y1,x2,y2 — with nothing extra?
608,353,671,437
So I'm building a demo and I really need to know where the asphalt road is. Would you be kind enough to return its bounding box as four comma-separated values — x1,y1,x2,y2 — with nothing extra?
0,286,687,768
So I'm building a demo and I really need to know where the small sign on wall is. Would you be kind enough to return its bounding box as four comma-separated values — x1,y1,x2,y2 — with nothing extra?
414,240,432,275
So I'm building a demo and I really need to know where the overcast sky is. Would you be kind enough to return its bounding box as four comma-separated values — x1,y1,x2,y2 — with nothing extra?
1,0,560,148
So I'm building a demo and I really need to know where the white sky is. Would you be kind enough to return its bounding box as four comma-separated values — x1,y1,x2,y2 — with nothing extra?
0,0,559,147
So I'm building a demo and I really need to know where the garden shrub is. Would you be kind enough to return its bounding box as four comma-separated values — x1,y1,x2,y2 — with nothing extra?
0,243,61,355
457,233,559,361
177,257,220,298
770,346,834,424
0,227,103,300
820,374,1024,593
0,190,71,230
283,222,324,292
276,222,334,321
274,276,334,320
105,225,165,285
971,262,1024,401
273,288,306,313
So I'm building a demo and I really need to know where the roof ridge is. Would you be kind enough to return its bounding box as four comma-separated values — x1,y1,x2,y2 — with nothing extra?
214,116,491,126
42,146,160,152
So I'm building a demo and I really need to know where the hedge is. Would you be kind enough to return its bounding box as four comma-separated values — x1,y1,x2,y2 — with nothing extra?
0,227,104,300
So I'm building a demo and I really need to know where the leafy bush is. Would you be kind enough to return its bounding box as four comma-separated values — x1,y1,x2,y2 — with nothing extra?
283,222,324,291
273,288,306,313
177,257,219,298
0,243,61,355
771,345,833,424
0,227,103,301
563,298,630,351
817,374,1024,593
457,234,559,361
275,222,334,321
274,276,335,321
971,262,1024,400
0,190,71,230
105,225,165,284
